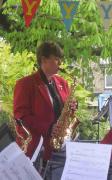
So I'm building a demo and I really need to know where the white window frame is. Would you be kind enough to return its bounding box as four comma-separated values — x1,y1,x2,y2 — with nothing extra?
105,68,112,89
100,58,109,65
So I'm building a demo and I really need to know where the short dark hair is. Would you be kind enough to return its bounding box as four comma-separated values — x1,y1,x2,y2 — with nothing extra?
36,41,63,66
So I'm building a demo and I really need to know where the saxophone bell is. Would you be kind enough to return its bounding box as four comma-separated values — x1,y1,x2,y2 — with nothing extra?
15,119,32,153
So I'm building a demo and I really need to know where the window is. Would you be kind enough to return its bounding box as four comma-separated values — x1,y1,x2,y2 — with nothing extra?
105,69,112,89
100,58,109,65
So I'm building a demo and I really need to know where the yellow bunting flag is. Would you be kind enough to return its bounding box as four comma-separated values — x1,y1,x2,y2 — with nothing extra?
59,1,79,31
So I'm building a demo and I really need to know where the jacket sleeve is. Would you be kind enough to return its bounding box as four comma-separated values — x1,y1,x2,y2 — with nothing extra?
100,129,112,144
13,79,47,135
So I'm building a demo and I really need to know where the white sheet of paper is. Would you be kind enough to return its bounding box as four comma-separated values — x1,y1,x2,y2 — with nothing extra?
0,153,43,180
0,142,43,180
61,142,112,180
0,142,22,169
31,136,43,163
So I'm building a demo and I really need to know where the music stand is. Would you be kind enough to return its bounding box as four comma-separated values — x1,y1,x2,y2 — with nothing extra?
0,123,15,152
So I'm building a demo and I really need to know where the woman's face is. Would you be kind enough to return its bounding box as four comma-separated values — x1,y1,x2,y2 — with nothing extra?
41,55,61,76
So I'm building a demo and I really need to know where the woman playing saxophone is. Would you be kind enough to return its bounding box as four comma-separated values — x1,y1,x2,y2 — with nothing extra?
50,69,80,150
13,41,78,161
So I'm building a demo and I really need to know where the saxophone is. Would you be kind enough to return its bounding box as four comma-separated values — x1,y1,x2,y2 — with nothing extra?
8,117,32,153
50,71,80,150
15,119,32,153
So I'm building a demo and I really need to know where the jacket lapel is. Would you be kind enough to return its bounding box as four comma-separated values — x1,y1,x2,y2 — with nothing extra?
52,76,64,103
33,71,53,107
38,84,53,106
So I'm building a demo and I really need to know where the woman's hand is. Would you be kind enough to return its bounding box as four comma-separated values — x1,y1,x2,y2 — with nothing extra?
69,100,78,111
51,121,62,137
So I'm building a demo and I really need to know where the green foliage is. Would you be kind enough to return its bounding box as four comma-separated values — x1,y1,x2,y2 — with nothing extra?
1,0,112,91
0,40,35,115
0,0,111,59
0,39,109,140
0,111,10,125
77,108,110,140
0,1,111,140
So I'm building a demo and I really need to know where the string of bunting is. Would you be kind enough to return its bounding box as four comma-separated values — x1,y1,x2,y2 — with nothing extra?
20,0,112,31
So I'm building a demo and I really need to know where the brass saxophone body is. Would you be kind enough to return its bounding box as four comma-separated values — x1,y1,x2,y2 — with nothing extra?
50,73,80,150
9,118,32,153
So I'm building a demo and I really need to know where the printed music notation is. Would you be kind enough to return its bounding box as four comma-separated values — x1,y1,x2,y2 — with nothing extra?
61,142,112,180
0,142,43,180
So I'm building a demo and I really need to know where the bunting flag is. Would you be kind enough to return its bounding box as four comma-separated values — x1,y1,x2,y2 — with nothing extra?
21,0,41,27
97,1,112,30
59,1,79,31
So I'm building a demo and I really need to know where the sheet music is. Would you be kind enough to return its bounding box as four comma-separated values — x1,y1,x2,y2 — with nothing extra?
61,142,112,180
0,142,22,169
0,142,43,180
0,153,43,180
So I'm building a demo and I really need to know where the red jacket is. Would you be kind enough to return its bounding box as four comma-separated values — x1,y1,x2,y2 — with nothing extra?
13,71,69,160
100,129,112,144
